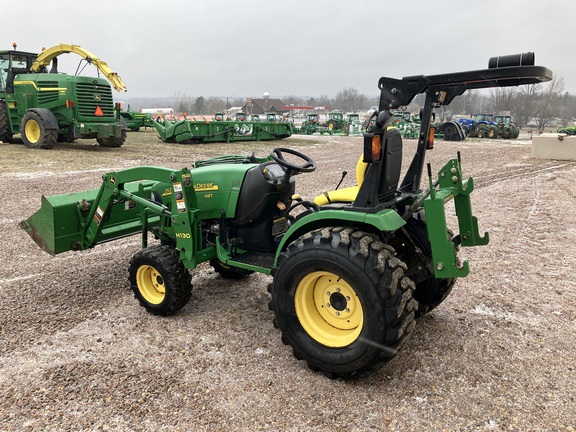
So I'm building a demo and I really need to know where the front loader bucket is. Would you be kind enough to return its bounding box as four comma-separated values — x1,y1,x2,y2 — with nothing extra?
21,175,169,256
20,188,99,256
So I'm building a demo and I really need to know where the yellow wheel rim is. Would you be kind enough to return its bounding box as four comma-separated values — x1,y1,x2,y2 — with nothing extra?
25,119,41,143
294,271,363,347
136,265,166,305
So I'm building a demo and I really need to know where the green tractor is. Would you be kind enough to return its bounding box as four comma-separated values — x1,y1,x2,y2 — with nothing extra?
297,113,330,135
326,111,345,132
0,43,127,149
21,54,551,379
391,110,419,138
557,125,576,135
493,114,520,139
344,113,362,135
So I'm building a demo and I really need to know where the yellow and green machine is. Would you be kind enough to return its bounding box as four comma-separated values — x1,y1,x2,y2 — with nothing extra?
0,43,127,148
21,53,551,379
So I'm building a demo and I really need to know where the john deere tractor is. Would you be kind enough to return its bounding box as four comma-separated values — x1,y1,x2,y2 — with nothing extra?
344,113,362,135
494,114,520,139
21,53,551,379
0,43,127,148
297,113,330,135
326,111,345,132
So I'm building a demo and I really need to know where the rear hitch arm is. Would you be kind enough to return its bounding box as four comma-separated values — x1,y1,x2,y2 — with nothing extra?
423,156,489,278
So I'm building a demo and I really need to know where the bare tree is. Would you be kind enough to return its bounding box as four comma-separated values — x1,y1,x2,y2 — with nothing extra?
534,75,565,131
557,92,575,127
334,87,367,112
512,84,540,129
283,95,305,106
194,96,206,115
203,97,226,115
488,87,517,113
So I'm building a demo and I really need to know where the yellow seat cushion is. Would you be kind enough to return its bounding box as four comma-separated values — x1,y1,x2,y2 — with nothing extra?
313,156,367,205
313,186,360,206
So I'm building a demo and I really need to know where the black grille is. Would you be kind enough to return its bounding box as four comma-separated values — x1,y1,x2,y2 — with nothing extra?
37,80,60,88
36,80,60,104
74,82,114,118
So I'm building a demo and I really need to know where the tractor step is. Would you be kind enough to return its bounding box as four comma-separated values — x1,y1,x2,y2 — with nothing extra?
230,251,274,269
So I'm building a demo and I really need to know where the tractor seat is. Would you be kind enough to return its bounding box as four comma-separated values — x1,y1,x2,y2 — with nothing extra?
313,127,403,207
313,156,368,205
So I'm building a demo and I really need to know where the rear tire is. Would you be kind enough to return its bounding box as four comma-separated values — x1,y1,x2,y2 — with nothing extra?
0,100,13,143
401,219,456,316
20,111,57,149
270,227,417,379
97,129,127,147
129,245,192,316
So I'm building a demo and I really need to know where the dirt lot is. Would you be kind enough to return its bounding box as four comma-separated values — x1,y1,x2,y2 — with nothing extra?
1,130,575,431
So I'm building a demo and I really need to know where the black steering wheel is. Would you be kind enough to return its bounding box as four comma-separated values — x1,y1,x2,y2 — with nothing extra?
270,147,317,174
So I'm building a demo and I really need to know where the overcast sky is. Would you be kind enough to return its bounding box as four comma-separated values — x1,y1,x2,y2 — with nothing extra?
5,0,574,103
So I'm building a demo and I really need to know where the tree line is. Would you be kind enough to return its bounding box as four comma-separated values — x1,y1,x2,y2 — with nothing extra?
129,77,574,130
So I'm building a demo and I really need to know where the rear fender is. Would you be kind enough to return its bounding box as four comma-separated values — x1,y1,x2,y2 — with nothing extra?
274,208,405,265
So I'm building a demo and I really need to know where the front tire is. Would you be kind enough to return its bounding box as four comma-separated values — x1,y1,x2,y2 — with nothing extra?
129,245,192,316
270,227,417,379
20,111,57,149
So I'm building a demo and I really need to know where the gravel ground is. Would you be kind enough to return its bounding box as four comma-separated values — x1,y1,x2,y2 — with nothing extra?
1,131,575,431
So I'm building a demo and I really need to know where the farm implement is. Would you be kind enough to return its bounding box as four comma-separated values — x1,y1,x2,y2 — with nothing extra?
150,115,293,144
0,43,127,148
21,53,551,379
295,112,363,136
119,106,153,131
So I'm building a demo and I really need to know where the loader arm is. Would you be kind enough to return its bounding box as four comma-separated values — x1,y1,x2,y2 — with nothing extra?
20,166,203,266
30,43,127,92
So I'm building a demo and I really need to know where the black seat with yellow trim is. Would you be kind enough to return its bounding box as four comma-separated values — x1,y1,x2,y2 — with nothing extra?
313,110,402,208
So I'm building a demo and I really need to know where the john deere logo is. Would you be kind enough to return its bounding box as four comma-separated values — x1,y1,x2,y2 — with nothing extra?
94,94,102,101
109,175,116,184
